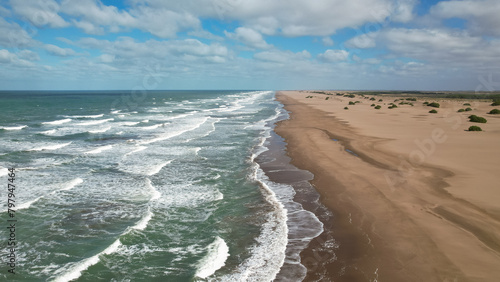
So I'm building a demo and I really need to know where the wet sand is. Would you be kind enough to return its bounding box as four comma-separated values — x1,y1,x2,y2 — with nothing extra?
275,91,500,281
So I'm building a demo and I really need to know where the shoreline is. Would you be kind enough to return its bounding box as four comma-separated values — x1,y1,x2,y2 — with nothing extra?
275,91,500,281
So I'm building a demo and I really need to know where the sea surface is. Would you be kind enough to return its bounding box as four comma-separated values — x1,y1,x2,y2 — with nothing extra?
0,90,323,281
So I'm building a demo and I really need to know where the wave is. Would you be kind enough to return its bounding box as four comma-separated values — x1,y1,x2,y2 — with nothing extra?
58,178,84,192
84,145,113,154
88,127,111,134
131,207,153,231
28,142,72,152
146,161,172,176
40,129,57,135
0,167,7,177
121,122,140,126
42,118,72,125
53,239,122,282
77,118,114,126
219,166,288,281
146,179,161,201
66,114,104,119
138,117,208,145
13,178,83,211
111,110,121,114
195,236,229,279
124,146,147,156
1,125,27,130
140,123,166,130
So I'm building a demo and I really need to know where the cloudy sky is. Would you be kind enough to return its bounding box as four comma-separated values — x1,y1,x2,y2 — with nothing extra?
1,0,499,90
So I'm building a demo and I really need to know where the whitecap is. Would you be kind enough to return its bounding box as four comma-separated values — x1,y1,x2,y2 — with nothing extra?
28,142,72,152
195,237,229,279
88,127,111,134
84,145,113,154
53,239,122,282
42,118,72,125
146,161,171,176
1,125,27,130
146,179,161,201
77,118,113,126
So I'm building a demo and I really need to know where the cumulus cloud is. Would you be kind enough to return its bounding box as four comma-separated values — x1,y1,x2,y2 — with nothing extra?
322,37,334,46
44,44,77,57
347,27,500,70
0,49,36,67
254,49,311,63
345,33,378,49
430,0,500,36
225,27,272,49
76,36,229,63
59,0,201,38
127,0,413,36
318,49,349,63
0,18,37,48
10,0,69,28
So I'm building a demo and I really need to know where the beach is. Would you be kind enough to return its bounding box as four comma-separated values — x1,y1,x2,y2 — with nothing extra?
275,91,500,281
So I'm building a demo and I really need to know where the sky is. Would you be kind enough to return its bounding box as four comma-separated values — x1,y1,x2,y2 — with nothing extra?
1,0,500,91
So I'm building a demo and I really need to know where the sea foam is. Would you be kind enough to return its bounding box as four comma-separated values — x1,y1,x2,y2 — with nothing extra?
195,236,230,279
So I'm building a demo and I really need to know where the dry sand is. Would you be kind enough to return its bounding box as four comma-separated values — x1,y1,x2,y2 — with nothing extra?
275,91,500,282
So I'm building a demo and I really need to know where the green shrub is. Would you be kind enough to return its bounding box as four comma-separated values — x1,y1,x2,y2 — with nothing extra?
463,103,471,106
406,98,417,101
325,97,329,100
427,102,440,108
375,105,381,109
429,109,438,113
423,101,429,105
370,97,376,101
458,109,465,112
378,99,383,102
488,109,500,114
355,101,361,103
349,101,355,105
491,100,500,106
344,107,349,110
468,126,482,131
468,115,487,123
371,104,376,107
389,104,398,109
465,107,472,111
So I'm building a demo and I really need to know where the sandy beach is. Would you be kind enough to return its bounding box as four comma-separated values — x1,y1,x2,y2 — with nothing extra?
275,91,500,281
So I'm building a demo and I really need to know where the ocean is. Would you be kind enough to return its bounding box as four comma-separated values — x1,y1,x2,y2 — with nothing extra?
0,90,323,281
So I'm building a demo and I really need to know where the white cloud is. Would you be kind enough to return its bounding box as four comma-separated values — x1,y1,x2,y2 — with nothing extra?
44,44,77,57
225,27,272,49
345,33,378,49
0,17,36,48
430,0,500,36
127,0,414,37
348,28,500,71
76,37,229,63
0,49,36,67
10,0,69,28
391,0,416,23
254,50,311,63
18,50,40,61
59,0,200,38
322,37,334,46
318,49,349,62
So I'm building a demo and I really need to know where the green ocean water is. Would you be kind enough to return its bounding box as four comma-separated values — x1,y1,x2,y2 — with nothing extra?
0,90,322,281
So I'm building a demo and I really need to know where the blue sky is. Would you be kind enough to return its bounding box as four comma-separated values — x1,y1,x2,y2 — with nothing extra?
1,0,500,90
